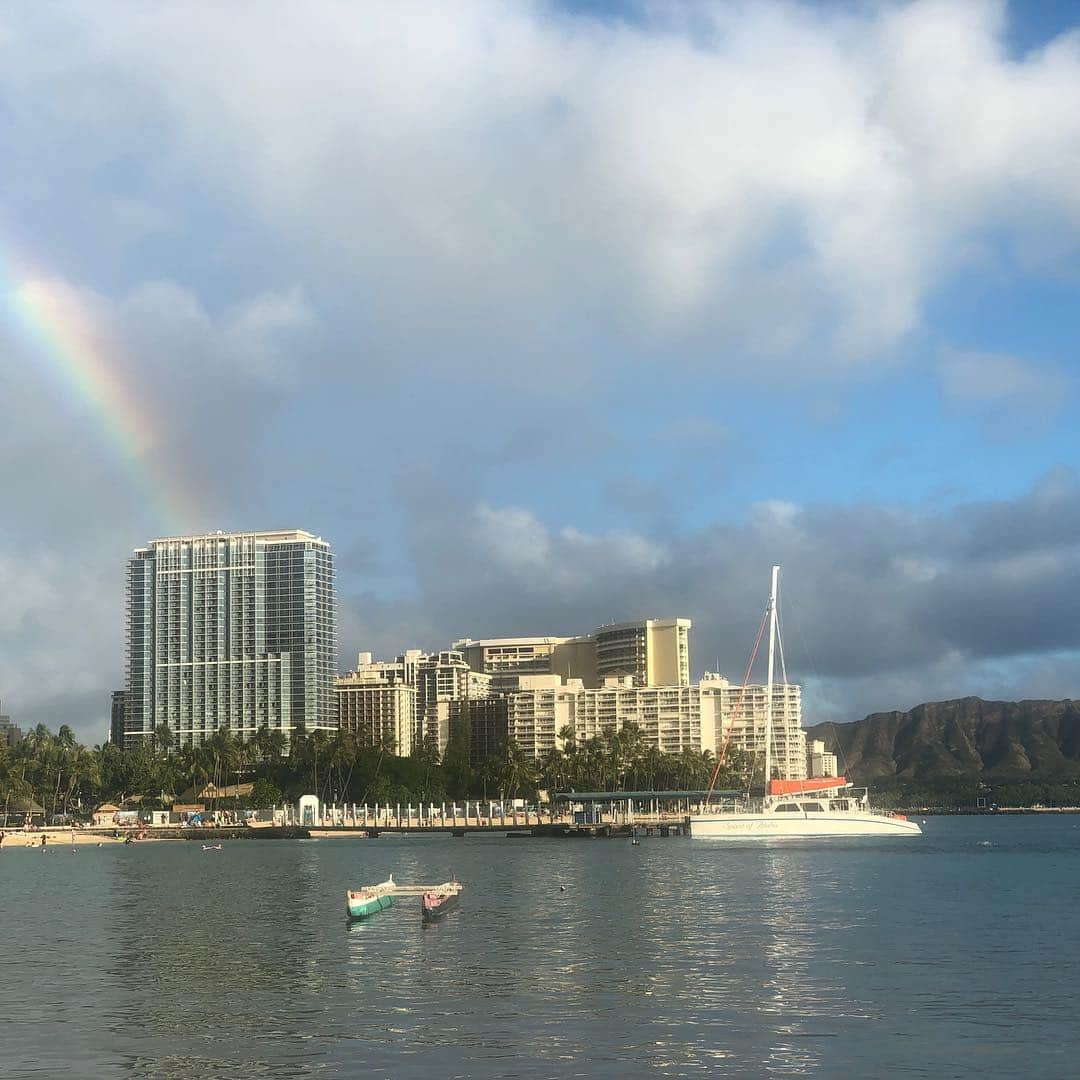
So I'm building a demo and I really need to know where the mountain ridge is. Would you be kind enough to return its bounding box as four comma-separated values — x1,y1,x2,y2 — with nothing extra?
806,696,1080,782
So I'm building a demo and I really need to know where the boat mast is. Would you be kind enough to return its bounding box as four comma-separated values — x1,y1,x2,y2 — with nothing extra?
763,565,779,798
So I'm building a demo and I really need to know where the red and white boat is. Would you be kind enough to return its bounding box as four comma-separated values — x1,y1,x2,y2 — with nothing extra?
421,881,463,921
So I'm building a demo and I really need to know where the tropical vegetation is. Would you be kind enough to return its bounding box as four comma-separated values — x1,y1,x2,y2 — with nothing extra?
0,720,755,822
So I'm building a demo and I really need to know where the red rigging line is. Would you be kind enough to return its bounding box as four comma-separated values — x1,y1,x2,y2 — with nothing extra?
705,605,769,800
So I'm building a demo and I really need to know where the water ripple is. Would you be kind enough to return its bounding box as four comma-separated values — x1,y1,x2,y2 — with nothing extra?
1,818,1079,1077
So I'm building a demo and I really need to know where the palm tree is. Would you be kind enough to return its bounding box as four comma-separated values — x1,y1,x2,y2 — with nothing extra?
602,721,646,792
574,736,605,792
0,744,30,826
63,745,100,817
232,737,252,797
499,739,539,801
93,741,124,805
152,723,175,758
327,729,358,804
252,725,271,771
307,730,330,798
50,724,77,818
22,725,52,814
179,745,210,804
204,727,238,806
537,747,567,795
252,724,288,776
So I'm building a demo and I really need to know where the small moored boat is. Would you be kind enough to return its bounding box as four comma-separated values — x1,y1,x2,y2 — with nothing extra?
421,881,462,922
346,874,395,920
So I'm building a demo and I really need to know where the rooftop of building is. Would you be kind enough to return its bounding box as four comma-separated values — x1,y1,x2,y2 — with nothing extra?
454,621,691,649
454,636,573,648
594,617,692,632
335,672,416,688
500,674,800,694
140,529,328,549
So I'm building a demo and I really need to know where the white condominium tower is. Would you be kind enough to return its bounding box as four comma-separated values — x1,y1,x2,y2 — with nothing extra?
125,530,336,748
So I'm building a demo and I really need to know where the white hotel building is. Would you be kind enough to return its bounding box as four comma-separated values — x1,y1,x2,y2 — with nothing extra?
336,649,491,756
455,617,691,691
698,674,806,781
502,672,807,780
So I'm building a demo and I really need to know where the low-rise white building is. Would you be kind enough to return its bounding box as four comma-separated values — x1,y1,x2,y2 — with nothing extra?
498,671,807,781
699,674,806,781
504,675,580,758
572,676,712,755
503,675,712,761
335,673,416,757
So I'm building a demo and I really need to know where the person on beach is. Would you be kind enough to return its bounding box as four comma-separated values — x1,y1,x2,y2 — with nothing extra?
40,834,47,850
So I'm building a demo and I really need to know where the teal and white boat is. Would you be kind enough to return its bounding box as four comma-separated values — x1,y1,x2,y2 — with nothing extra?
346,874,395,919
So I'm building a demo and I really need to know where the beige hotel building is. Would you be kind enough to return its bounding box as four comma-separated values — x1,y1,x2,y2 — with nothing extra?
455,617,691,691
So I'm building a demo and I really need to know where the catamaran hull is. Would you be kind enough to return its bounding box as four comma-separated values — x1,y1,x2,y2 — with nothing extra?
346,894,394,919
687,813,921,838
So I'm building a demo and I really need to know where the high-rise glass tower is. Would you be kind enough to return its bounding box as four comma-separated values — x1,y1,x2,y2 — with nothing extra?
125,530,336,748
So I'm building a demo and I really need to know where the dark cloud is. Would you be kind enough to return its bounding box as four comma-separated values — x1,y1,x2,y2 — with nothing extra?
339,470,1080,723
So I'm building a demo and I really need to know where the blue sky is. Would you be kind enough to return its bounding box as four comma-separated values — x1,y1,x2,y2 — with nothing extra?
1,0,1079,741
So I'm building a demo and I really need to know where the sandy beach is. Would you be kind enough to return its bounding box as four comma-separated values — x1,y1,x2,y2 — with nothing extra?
0,829,166,849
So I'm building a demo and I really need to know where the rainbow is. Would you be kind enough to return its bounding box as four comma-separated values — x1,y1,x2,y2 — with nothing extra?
7,275,199,534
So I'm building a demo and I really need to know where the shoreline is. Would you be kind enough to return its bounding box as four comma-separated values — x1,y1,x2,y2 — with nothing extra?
2,807,1076,852
0,825,310,848
0,831,157,849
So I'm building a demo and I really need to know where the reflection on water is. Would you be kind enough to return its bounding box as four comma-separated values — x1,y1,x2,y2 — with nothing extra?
1,818,1079,1078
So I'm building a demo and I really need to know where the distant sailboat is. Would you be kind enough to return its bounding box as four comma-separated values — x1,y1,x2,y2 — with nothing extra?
687,566,921,839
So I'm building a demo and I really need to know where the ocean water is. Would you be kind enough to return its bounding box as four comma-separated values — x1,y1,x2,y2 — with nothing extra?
1,817,1078,1079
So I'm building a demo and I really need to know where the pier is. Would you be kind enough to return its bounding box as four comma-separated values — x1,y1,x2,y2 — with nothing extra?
296,791,712,836
313,823,683,838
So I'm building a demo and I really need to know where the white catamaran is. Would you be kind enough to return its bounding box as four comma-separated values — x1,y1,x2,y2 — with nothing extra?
687,566,921,839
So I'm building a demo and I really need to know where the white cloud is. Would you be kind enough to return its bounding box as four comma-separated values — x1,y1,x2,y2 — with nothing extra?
473,504,668,592
3,1,1080,372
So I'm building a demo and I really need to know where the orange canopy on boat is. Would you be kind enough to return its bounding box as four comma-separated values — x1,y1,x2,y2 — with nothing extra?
769,777,848,796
